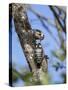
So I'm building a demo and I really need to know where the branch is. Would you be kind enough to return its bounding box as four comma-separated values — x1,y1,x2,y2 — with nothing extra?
49,6,66,33
9,3,36,72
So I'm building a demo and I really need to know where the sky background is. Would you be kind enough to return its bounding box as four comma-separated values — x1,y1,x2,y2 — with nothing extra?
12,4,66,86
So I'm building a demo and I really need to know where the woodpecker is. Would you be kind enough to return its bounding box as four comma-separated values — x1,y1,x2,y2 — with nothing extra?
34,43,43,68
33,29,44,40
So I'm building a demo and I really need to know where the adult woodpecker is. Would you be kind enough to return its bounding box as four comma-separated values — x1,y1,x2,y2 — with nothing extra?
34,43,43,68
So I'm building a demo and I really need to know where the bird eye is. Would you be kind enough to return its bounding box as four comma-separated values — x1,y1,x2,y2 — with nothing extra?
39,33,41,35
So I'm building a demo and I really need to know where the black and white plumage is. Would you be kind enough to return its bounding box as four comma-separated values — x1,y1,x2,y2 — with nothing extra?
34,43,43,68
33,29,44,40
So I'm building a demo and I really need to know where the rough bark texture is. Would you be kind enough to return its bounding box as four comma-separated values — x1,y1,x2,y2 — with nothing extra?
9,3,48,83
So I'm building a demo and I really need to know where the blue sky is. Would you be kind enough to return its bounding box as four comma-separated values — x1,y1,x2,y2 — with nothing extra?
12,4,66,86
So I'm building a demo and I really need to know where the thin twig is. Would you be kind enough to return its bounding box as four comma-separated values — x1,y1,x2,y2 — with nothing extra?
49,6,66,33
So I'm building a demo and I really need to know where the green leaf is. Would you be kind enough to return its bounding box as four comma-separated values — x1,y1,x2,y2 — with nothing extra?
52,50,65,61
12,69,19,82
